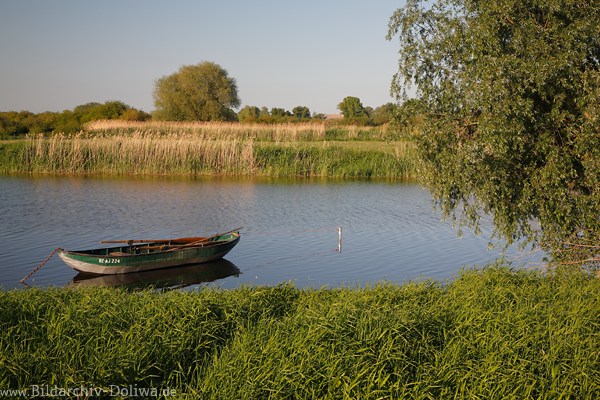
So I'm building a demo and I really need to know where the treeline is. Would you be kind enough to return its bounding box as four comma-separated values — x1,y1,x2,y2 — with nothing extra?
237,101,398,125
1,99,404,139
151,62,399,126
237,105,318,123
0,101,150,138
1,61,403,138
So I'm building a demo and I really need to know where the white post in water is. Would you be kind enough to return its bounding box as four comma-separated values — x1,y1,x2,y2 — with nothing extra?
338,226,342,253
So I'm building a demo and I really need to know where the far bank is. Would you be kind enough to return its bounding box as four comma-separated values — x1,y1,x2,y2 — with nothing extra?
0,121,419,180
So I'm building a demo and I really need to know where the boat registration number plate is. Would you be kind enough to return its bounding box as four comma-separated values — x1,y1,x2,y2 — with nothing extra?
99,258,121,264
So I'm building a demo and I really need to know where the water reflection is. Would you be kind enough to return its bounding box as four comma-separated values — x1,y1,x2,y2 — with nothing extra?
1,175,543,290
66,259,240,290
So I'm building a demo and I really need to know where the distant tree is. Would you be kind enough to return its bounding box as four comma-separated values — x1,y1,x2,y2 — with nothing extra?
153,61,240,121
271,107,291,117
27,112,59,133
259,107,270,118
77,101,129,123
120,108,150,121
0,111,63,136
256,107,272,123
338,96,366,120
0,102,147,135
387,0,600,263
98,101,130,120
371,103,398,125
73,102,101,117
292,106,311,120
70,101,148,128
270,108,291,118
53,110,82,133
238,105,260,122
0,112,28,136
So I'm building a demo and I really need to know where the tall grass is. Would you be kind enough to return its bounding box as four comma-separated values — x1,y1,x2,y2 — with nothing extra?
84,120,389,142
0,130,419,179
1,266,598,398
22,132,256,175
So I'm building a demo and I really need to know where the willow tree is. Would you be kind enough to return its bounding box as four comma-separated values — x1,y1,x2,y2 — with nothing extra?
153,62,240,121
387,0,600,263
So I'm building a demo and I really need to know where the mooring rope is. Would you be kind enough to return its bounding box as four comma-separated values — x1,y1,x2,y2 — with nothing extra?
19,247,60,285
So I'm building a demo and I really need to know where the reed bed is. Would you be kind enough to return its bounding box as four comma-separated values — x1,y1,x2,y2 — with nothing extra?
85,120,388,142
0,131,418,179
19,132,256,175
0,266,597,398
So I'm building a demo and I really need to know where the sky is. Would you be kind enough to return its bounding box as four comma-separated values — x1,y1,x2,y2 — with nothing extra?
0,1,403,115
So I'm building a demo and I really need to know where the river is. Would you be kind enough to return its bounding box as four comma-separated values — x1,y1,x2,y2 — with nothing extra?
0,175,541,290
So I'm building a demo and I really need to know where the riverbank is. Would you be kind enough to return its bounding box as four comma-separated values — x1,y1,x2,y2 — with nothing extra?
1,266,598,398
0,121,419,179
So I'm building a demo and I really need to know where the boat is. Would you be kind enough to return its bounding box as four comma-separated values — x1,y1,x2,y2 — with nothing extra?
57,229,241,275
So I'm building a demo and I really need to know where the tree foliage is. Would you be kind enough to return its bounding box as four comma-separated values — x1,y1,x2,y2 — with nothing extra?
237,105,261,122
0,102,149,137
292,106,311,120
338,96,367,121
74,101,135,123
372,103,399,125
237,106,314,123
270,108,291,119
388,0,600,262
153,61,240,121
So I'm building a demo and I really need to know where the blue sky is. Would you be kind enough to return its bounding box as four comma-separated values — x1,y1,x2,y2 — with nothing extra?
0,1,403,114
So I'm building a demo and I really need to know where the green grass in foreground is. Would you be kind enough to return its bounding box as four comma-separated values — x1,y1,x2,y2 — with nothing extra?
1,266,598,399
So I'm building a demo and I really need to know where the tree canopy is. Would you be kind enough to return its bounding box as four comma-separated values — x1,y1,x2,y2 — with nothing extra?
0,101,149,137
237,105,261,123
372,103,399,125
338,96,366,121
153,62,240,121
236,105,321,123
292,106,311,120
388,0,600,263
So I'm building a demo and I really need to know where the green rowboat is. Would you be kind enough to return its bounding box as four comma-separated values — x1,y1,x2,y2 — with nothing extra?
57,230,240,275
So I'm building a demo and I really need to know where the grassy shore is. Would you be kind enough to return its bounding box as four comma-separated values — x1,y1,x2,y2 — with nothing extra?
0,121,419,179
1,266,598,399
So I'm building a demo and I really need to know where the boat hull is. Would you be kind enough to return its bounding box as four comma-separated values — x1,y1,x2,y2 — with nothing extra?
58,233,240,275
67,259,240,289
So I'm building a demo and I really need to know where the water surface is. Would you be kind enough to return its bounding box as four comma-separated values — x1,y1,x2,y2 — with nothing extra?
0,176,541,290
